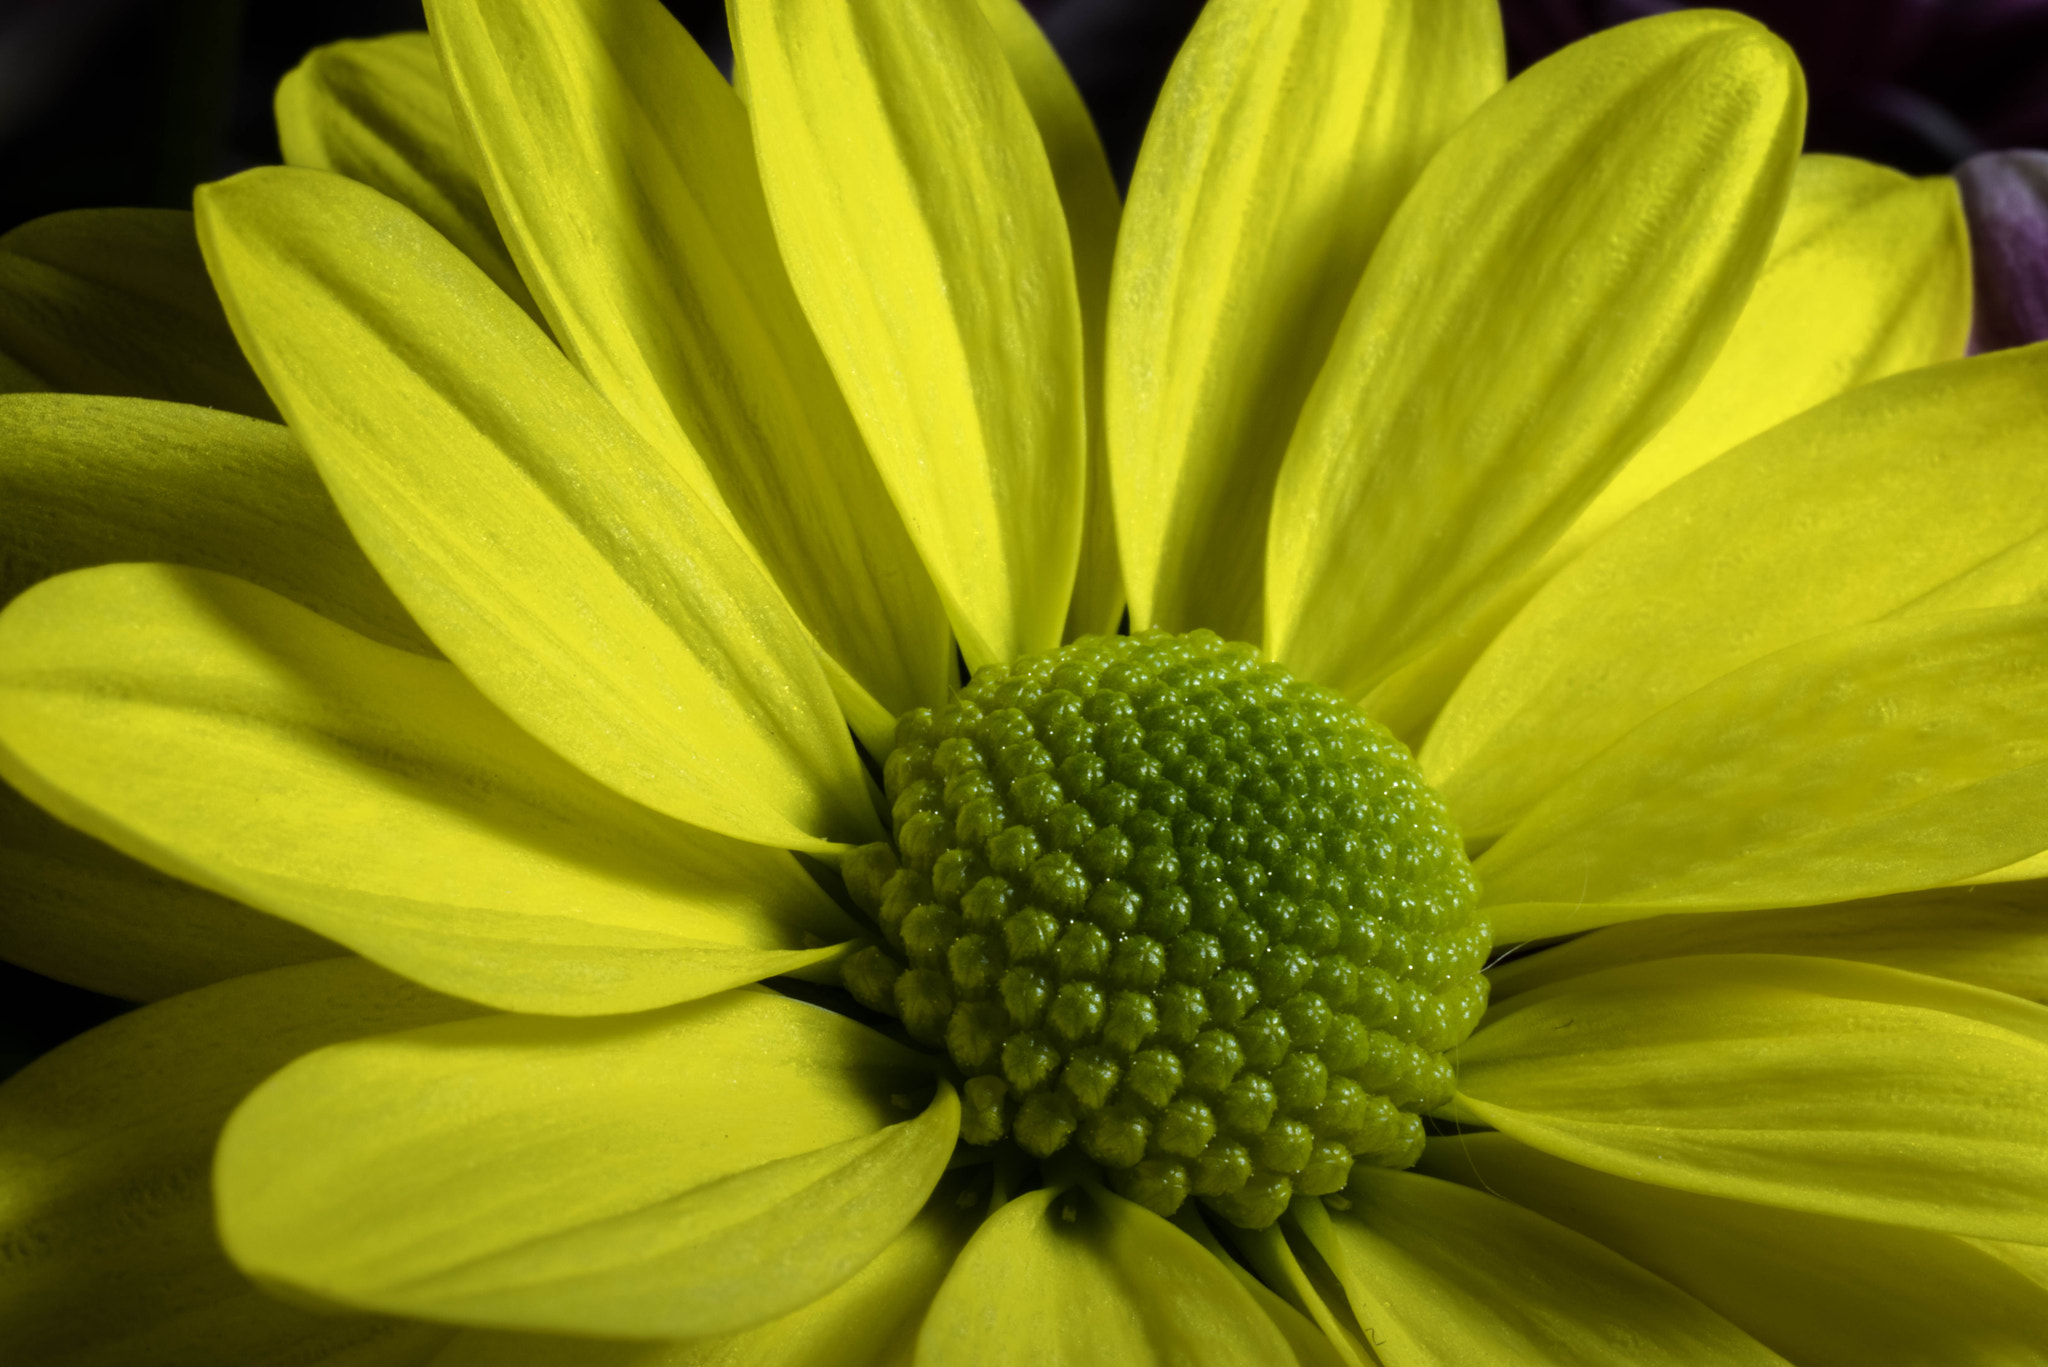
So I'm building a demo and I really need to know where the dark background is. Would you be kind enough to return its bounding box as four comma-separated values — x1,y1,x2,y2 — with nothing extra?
0,0,1210,238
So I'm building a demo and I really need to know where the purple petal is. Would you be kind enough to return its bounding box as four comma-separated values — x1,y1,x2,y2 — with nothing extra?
1956,149,2048,352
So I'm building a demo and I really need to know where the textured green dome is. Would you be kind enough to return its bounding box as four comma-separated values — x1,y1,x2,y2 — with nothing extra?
841,629,1487,1229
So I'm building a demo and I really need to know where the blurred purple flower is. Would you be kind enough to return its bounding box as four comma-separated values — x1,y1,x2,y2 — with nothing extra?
1957,150,2048,350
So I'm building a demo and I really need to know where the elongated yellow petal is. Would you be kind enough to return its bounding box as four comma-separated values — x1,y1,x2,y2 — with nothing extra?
1113,0,1501,642
0,392,427,650
1456,954,2048,1242
916,1183,1300,1366
1422,1134,2048,1367
275,32,540,323
1488,885,2048,1004
975,0,1126,641
0,565,856,1015
0,959,473,1367
0,779,336,1003
1559,156,1970,570
1207,1219,1372,1367
216,991,958,1339
734,0,1085,667
1429,346,2048,841
196,166,876,851
1267,13,1802,697
1294,1180,1784,1367
432,1169,989,1367
1478,606,2048,941
1367,153,1972,742
0,209,275,418
427,0,948,742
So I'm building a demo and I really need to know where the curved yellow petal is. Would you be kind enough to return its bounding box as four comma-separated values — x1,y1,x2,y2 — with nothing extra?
1559,156,1970,572
733,0,1085,667
0,779,336,1003
195,165,876,851
215,991,958,1339
1204,1218,1371,1367
1110,0,1501,643
1266,13,1803,697
426,0,948,741
915,1182,1302,1366
1429,346,2048,842
1477,606,2048,941
431,1168,989,1367
1488,885,2048,1005
0,392,427,651
0,958,474,1367
975,0,1126,641
0,565,856,1015
1294,1179,1785,1367
1368,153,1972,742
0,208,275,419
1422,1133,2048,1367
275,32,540,323
1456,953,2048,1242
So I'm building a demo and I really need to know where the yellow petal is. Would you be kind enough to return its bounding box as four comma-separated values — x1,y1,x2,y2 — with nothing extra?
1455,953,2048,1242
0,208,275,418
1266,13,1803,697
1488,884,2048,1005
215,991,958,1339
0,958,474,1367
1429,345,2048,842
0,778,336,1003
1295,1179,1785,1366
1111,0,1501,642
1368,153,1971,741
0,565,856,1015
733,0,1085,667
1559,156,1970,572
427,0,949,741
1477,605,2048,940
432,1168,988,1367
1423,1133,2048,1367
195,165,876,851
1204,1218,1372,1367
974,0,1127,641
0,392,427,651
275,32,541,323
915,1182,1301,1366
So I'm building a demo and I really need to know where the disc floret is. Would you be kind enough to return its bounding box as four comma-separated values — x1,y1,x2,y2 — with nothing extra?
842,629,1487,1229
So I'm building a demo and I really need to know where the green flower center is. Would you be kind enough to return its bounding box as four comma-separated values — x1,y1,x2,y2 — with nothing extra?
841,629,1487,1229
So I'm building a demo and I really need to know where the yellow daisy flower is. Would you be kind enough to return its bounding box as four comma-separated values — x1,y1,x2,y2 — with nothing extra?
2,0,2046,1363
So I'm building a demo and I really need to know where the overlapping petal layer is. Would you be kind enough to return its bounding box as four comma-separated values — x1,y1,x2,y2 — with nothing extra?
734,0,1085,667
1454,954,2048,1241
1110,0,1502,641
1267,12,1803,699
915,1183,1303,1365
1369,152,1970,738
1423,1133,2048,1367
428,0,950,745
0,209,276,418
276,32,541,324
1430,345,2048,842
1476,606,2048,938
0,959,474,1367
196,166,876,851
1289,1179,1784,1366
215,990,958,1338
0,565,853,1015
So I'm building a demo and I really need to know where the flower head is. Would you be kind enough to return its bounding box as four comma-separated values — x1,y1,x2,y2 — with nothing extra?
2,1,2047,1364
